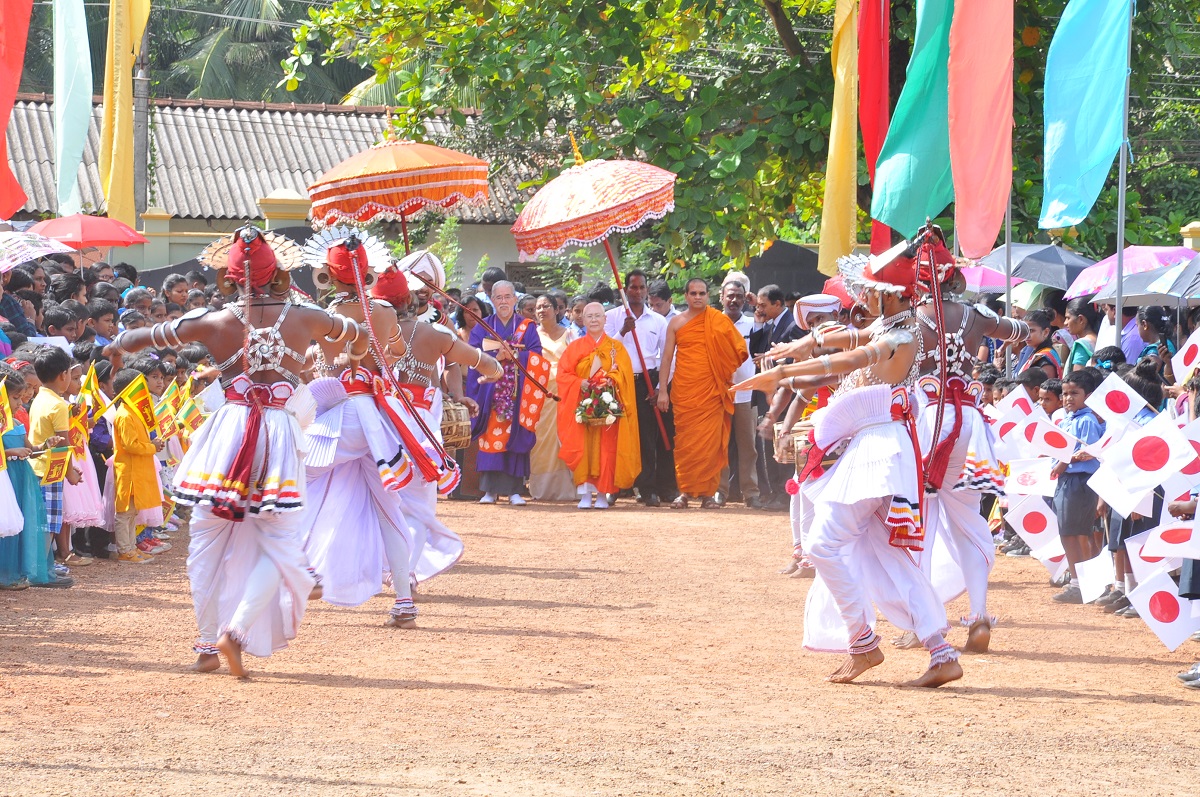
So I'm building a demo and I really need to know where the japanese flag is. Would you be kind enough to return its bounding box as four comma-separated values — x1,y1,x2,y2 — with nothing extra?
1094,412,1195,496
995,386,1038,418
1007,458,1058,498
1033,539,1069,581
1172,325,1200,384
1005,495,1061,552
1076,549,1114,603
1087,466,1154,520
994,406,1030,442
1085,373,1149,429
1141,522,1200,560
1124,528,1182,584
1126,569,1200,651
1021,417,1081,461
1081,423,1126,459
1159,418,1200,500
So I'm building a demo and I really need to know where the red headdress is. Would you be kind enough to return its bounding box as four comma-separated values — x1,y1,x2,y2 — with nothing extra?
226,228,279,288
370,265,411,307
325,238,371,284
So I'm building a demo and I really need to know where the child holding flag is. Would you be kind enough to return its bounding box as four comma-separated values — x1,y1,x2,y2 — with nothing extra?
1050,368,1105,604
111,368,165,564
28,347,86,568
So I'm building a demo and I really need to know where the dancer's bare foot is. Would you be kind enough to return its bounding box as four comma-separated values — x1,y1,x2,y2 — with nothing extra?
385,614,418,629
217,633,248,678
826,647,884,683
309,583,323,601
903,660,963,688
891,631,921,649
963,620,991,654
779,559,799,575
189,653,220,673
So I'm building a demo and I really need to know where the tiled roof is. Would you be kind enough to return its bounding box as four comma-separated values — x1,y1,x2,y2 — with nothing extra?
6,94,532,224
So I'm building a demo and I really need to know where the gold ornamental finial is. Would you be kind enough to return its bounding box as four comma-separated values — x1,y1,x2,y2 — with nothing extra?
569,131,584,166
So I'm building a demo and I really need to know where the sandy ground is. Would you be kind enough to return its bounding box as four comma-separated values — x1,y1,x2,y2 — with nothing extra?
1,501,1198,796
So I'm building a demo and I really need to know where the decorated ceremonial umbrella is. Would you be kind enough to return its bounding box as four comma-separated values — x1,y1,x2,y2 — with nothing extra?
307,139,490,252
1065,245,1197,300
511,142,678,444
28,213,147,248
0,231,76,272
977,242,1094,290
1091,255,1200,308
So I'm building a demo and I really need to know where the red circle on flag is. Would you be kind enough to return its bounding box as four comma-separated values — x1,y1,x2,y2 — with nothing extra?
1162,527,1192,544
1015,397,1032,414
1044,431,1068,450
1049,554,1065,563
1148,590,1180,623
1000,422,1016,438
1105,391,1131,414
1139,544,1165,564
1023,513,1048,534
1185,343,1199,366
1024,423,1037,443
1184,441,1200,475
1131,437,1171,472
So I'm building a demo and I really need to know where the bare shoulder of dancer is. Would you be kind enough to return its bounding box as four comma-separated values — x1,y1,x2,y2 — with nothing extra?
867,326,918,383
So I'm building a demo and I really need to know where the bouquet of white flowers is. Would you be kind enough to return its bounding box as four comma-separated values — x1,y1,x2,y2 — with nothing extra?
575,374,624,426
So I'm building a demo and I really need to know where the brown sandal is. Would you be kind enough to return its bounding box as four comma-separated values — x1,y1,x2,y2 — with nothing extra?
670,495,689,509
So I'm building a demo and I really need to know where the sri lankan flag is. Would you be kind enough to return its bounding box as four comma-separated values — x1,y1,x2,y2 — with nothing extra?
115,374,161,438
68,399,88,460
80,362,106,410
177,396,204,435
0,382,11,435
154,395,179,439
160,380,186,414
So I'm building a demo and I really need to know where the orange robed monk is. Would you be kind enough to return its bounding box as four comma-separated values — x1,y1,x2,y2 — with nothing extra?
657,278,748,509
557,303,641,509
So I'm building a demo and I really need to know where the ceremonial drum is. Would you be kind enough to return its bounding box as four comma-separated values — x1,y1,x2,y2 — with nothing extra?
441,399,473,451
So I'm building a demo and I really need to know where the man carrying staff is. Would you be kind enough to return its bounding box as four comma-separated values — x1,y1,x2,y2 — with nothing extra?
604,269,673,507
559,302,641,509
465,280,550,506
657,278,748,509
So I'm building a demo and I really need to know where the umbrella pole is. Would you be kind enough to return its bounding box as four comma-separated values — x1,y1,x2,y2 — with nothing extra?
1005,196,1013,377
400,216,411,254
601,238,672,451
1114,1,1133,354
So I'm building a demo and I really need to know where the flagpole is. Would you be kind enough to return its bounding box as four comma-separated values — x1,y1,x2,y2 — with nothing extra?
1005,196,1013,377
1114,0,1134,352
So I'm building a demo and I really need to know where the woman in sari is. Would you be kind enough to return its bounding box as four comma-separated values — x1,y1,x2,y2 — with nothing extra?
528,295,577,501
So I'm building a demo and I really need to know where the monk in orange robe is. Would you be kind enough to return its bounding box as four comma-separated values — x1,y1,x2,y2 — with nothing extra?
658,278,748,508
557,303,641,509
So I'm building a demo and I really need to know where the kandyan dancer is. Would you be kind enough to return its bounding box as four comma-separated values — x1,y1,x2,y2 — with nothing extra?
298,231,460,629
108,226,367,676
734,250,961,688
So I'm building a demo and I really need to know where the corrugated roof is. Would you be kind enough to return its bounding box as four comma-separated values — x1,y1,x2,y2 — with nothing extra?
6,94,532,224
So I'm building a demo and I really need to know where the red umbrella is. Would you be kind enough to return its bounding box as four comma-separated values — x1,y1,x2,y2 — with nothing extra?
29,213,147,249
511,145,677,446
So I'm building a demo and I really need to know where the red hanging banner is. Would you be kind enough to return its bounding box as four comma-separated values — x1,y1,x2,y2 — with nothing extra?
0,0,33,219
859,0,892,254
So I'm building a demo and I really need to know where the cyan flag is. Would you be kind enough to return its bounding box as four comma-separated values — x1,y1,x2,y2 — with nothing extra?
1039,0,1132,229
54,0,92,215
870,0,955,238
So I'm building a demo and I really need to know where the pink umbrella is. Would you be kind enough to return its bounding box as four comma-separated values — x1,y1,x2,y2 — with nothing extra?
959,265,1024,294
1065,246,1197,299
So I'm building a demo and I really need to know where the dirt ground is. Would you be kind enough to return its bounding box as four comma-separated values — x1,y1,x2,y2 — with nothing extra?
1,501,1198,796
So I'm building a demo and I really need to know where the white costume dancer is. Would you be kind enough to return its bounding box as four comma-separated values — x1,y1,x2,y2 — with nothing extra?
297,230,444,628
106,226,359,676
740,244,962,687
372,251,503,587
911,240,1028,653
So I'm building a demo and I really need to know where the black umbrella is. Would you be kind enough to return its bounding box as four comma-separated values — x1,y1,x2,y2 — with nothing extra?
977,243,1095,290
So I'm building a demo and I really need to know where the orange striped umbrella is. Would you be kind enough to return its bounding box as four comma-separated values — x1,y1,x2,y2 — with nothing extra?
510,159,676,261
308,139,489,232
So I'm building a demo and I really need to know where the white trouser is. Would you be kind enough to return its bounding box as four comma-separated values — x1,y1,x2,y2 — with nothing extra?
789,490,813,553
923,488,994,622
806,497,950,646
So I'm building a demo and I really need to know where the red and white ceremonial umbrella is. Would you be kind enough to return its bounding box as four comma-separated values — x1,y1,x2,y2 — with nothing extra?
308,139,490,252
511,141,677,444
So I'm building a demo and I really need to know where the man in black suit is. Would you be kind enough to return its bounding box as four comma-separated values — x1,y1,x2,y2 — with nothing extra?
748,285,805,509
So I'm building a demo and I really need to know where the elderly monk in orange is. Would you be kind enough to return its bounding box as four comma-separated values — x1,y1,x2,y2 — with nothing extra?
557,302,641,510
657,278,749,509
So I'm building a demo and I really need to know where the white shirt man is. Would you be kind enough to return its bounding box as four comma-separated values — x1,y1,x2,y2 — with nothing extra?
604,305,667,373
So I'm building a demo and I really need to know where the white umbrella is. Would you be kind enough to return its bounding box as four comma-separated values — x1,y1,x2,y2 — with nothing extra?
0,232,75,273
